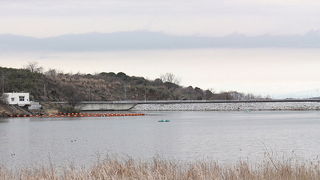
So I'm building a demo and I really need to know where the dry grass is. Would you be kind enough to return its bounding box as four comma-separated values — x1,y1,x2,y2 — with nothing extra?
1,157,320,180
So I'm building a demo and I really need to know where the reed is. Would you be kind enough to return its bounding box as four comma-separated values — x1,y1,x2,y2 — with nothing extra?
1,157,320,180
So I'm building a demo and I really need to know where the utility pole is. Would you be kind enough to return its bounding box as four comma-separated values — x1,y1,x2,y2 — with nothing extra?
144,84,147,102
43,83,47,98
124,84,127,100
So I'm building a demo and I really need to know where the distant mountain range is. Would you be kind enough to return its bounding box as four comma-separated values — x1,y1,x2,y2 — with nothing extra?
273,89,320,99
1,31,320,51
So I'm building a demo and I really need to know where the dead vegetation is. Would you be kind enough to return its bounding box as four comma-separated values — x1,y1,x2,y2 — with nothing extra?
0,66,264,102
1,157,320,180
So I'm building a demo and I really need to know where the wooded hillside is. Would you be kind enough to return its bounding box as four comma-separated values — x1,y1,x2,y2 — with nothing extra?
0,66,259,102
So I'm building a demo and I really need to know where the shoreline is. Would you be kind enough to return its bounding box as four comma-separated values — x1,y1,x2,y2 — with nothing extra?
1,102,320,117
132,102,320,111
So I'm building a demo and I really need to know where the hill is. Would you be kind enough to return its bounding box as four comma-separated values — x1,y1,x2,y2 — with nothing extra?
0,66,257,103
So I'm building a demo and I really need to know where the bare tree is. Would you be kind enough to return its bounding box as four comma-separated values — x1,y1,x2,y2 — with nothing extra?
63,85,82,107
0,93,8,104
24,61,43,73
0,73,5,94
45,68,58,77
160,73,181,85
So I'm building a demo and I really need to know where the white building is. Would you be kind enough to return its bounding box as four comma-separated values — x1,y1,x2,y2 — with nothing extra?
3,92,31,106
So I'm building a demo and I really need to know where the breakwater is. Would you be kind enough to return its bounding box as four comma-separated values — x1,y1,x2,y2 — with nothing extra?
132,102,320,111
55,100,320,111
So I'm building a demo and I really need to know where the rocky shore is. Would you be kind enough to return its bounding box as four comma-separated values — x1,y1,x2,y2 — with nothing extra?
132,102,320,111
0,104,33,117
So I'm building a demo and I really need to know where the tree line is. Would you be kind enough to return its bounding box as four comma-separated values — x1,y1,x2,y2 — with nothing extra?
0,62,269,108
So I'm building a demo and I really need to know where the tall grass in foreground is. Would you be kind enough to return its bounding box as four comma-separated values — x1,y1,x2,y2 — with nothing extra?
1,157,320,180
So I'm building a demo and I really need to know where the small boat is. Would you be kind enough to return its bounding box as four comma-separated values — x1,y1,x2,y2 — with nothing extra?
158,120,170,122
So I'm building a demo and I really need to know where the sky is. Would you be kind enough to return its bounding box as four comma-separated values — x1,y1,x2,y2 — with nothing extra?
1,0,320,37
0,0,320,98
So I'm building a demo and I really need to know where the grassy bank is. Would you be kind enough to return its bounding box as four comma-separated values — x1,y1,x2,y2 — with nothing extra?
1,157,320,180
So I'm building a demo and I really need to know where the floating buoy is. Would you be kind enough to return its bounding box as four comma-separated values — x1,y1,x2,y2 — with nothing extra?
10,113,145,118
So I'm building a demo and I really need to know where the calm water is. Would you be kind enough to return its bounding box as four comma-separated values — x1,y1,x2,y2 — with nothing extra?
1,111,320,168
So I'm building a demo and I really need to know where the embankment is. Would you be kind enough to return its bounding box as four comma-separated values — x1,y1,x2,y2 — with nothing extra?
0,104,32,117
132,102,320,111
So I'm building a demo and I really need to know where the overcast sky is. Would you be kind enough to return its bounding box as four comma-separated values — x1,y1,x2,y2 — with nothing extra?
1,0,320,98
0,0,320,37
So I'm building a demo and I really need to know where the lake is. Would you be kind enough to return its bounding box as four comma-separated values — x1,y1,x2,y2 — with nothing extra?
1,111,320,168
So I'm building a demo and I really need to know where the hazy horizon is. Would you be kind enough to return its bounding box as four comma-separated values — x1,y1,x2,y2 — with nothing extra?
2,31,320,51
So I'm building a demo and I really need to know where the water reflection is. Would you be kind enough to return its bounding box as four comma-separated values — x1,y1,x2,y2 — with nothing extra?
0,118,9,123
